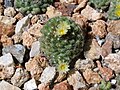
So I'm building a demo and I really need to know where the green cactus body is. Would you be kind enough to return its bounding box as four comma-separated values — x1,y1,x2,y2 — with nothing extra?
99,80,111,90
108,0,120,20
14,0,53,15
89,0,110,10
40,16,84,73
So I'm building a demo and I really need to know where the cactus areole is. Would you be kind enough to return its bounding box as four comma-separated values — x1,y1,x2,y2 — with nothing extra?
40,16,84,73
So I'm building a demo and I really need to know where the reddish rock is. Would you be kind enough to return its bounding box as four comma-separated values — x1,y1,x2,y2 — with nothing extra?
38,83,50,90
53,80,72,90
101,40,112,58
31,15,39,25
91,20,107,38
14,12,24,20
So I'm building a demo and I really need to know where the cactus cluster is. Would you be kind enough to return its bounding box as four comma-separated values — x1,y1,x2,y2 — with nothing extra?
40,16,84,73
89,0,110,10
108,0,120,20
99,80,111,90
14,0,53,15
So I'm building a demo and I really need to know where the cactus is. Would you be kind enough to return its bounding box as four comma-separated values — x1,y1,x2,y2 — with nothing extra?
108,0,120,20
14,0,53,15
40,16,84,73
89,0,110,11
99,80,111,90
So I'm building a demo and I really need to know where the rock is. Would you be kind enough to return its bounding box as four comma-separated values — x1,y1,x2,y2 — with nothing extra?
25,55,48,80
29,41,40,57
11,68,30,87
91,20,107,38
14,12,24,20
95,36,105,46
81,5,103,21
0,4,4,15
55,73,67,83
12,33,22,43
67,71,86,90
0,80,21,90
31,15,39,25
0,53,14,66
54,2,76,16
53,80,72,90
104,52,120,74
1,35,13,47
96,61,114,81
0,16,16,25
75,59,94,72
15,16,29,34
24,78,37,90
71,13,88,30
106,32,120,49
37,14,48,24
84,39,101,60
74,0,88,12
22,31,37,48
0,22,14,37
2,44,25,63
111,79,117,85
0,0,3,3
4,0,14,7
4,7,16,17
83,69,102,84
60,0,74,3
38,83,50,90
46,5,62,18
101,40,112,58
28,23,42,38
39,66,56,83
107,20,120,35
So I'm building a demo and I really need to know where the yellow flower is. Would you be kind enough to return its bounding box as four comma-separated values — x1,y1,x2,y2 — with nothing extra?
115,9,120,17
116,4,120,9
57,61,69,73
56,21,70,36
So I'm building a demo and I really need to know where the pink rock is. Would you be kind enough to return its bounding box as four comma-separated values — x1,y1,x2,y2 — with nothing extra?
38,83,50,90
31,15,39,25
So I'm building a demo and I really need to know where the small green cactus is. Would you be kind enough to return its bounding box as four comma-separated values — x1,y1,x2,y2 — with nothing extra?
40,16,84,73
89,0,110,10
14,0,53,15
99,80,111,90
108,0,120,20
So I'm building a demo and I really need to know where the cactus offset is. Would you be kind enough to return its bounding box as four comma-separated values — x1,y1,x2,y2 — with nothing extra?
99,80,111,90
40,16,84,73
14,0,53,15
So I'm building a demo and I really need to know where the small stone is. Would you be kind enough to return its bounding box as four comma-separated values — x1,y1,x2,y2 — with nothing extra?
37,14,49,24
1,35,13,47
101,40,112,58
107,20,120,35
74,0,88,12
81,5,103,21
0,0,3,3
0,4,4,15
25,55,48,80
0,16,16,25
39,66,56,83
2,44,26,63
60,0,74,3
31,15,39,25
53,80,72,90
11,68,29,87
30,41,40,57
54,2,76,16
0,80,21,90
84,39,101,60
22,31,37,48
83,69,102,84
104,52,120,74
4,7,16,17
24,78,37,90
14,12,24,20
67,71,86,90
0,53,14,66
15,16,29,34
38,83,50,90
46,5,62,18
0,22,14,37
12,33,22,43
91,20,107,38
106,32,120,49
4,0,13,7
111,79,117,85
28,23,42,37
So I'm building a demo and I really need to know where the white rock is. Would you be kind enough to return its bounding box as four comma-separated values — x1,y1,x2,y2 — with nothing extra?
4,7,16,17
39,66,56,83
30,41,40,57
15,16,29,34
0,53,14,66
0,80,21,90
24,78,37,90
111,79,116,85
